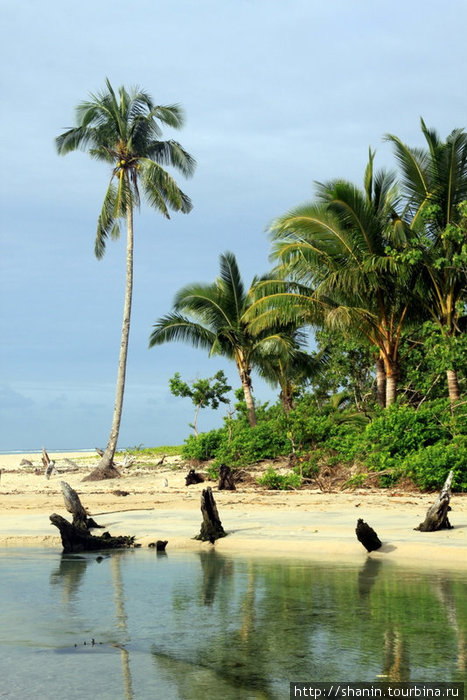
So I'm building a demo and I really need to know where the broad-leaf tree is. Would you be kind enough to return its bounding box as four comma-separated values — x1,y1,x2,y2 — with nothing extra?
150,252,294,426
56,79,195,479
386,119,467,405
169,370,231,436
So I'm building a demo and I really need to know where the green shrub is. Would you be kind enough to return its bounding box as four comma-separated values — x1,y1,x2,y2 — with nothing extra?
284,396,340,449
333,400,452,470
258,468,302,490
181,428,227,461
402,438,467,491
214,422,290,467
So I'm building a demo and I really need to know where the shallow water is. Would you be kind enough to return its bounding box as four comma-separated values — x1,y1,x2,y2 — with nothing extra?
0,548,466,699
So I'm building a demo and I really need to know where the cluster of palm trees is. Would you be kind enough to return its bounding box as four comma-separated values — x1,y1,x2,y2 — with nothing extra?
152,120,466,419
57,78,466,478
149,251,324,426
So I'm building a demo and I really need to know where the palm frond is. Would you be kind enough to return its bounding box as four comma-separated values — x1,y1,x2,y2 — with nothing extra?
149,313,216,351
55,126,94,154
145,140,196,178
95,181,119,259
151,104,185,129
173,284,233,329
141,159,193,215
217,252,245,319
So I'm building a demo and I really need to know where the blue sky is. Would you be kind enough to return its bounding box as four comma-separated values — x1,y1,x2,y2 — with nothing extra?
1,0,466,452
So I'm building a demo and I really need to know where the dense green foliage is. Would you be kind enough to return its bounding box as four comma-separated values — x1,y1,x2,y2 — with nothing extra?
162,120,466,493
181,393,467,491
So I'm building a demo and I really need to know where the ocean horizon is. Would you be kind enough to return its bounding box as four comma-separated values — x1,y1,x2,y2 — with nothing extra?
0,447,97,456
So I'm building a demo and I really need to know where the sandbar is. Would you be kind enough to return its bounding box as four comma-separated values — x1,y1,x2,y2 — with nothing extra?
1,451,466,569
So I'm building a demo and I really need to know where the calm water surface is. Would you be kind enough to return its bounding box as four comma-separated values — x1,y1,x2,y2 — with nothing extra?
0,548,466,699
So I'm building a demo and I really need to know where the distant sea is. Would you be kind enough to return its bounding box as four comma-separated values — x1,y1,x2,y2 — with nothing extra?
0,448,95,456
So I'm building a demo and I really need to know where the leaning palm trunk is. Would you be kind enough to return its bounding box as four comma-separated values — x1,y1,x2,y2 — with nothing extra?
84,206,134,481
57,81,194,484
238,364,257,427
375,356,386,408
446,369,461,407
280,381,295,412
385,360,399,407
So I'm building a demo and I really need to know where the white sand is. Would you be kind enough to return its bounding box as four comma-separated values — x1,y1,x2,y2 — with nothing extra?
1,451,466,569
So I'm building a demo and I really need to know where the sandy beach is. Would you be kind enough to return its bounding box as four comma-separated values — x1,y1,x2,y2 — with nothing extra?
1,450,466,569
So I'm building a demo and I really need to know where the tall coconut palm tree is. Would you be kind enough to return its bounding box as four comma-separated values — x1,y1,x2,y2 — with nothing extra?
386,119,467,405
253,151,421,407
56,79,195,479
149,252,294,427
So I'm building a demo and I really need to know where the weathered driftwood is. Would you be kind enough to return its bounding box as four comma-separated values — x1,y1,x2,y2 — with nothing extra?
356,518,382,552
218,464,236,491
50,482,135,552
64,458,80,470
185,469,205,486
415,470,454,532
50,514,135,553
42,448,55,480
194,487,227,543
60,481,102,529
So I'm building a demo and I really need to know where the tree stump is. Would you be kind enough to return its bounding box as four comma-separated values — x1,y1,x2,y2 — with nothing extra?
194,487,227,543
218,464,236,491
50,482,134,552
415,470,454,532
356,518,382,552
60,481,102,529
50,514,135,553
185,469,205,486
148,540,168,551
42,448,55,479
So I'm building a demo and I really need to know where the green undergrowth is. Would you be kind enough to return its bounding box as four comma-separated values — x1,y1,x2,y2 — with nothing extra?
180,394,467,491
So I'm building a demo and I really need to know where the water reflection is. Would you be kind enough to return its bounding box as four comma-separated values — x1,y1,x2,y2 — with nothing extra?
381,628,410,681
49,553,89,602
1,549,466,699
152,553,467,695
358,557,383,598
198,550,233,606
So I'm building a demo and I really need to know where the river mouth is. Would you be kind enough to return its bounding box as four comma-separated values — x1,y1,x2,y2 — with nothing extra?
1,548,466,698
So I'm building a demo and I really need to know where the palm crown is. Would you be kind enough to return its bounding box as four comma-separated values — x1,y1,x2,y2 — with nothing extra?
150,252,297,426
259,151,421,406
56,78,196,258
386,119,467,404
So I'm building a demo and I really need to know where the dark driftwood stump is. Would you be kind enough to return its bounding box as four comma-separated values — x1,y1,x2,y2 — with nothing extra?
185,469,205,486
218,464,236,491
60,481,102,530
148,540,168,551
50,482,134,552
415,470,454,532
50,514,135,553
356,518,382,552
194,487,227,543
